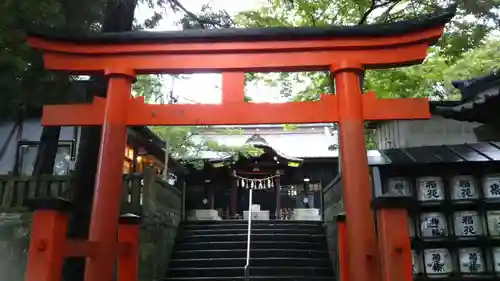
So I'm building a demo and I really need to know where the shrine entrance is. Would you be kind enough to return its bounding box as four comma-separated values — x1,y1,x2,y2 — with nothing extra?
23,6,455,281
186,138,324,221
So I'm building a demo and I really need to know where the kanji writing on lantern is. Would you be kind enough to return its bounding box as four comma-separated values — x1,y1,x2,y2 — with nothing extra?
428,253,445,272
468,253,480,272
393,182,405,195
459,180,471,188
427,217,443,236
462,215,476,235
459,180,473,198
490,183,500,196
425,181,440,199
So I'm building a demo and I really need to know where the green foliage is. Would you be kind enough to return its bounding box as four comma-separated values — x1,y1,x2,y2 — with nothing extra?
235,0,500,102
442,40,500,94
283,124,298,131
140,0,233,29
0,0,114,120
132,75,164,102
234,0,500,149
149,126,260,167
0,0,61,119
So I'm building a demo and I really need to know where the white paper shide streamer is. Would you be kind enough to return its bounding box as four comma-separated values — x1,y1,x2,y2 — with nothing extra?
234,171,277,190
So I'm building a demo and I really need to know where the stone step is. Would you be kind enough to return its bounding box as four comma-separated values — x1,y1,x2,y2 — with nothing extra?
166,266,333,278
169,257,331,268
171,249,329,259
164,276,335,280
166,220,333,280
179,233,326,243
175,240,325,251
180,227,324,235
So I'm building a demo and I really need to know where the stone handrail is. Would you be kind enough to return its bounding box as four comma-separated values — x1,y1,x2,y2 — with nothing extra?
322,174,343,280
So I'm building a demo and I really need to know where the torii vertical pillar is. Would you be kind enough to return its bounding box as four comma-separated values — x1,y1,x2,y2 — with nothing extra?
333,62,380,281
85,70,134,281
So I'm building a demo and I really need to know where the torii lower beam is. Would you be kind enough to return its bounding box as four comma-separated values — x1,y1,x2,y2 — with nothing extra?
41,92,430,126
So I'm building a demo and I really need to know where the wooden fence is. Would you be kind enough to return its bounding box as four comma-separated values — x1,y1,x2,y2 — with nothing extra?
0,166,177,214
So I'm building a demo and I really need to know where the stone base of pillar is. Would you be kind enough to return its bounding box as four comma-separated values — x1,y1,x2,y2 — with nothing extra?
187,209,221,221
292,208,321,221
243,204,270,221
243,210,270,221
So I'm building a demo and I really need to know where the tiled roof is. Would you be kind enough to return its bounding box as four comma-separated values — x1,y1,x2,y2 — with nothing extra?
369,142,500,166
433,71,500,123
193,126,339,159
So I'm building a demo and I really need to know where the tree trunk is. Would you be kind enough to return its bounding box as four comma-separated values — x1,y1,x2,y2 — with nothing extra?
32,126,61,175
31,0,92,177
62,1,138,281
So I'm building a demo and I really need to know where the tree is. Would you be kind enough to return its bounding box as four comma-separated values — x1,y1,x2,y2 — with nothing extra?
234,0,500,148
0,0,108,176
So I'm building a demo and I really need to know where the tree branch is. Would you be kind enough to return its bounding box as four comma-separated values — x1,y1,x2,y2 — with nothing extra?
167,0,233,28
358,0,399,25
378,1,402,23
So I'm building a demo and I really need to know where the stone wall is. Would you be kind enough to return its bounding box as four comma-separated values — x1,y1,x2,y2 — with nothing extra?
322,176,343,277
0,213,31,281
0,173,182,281
139,176,182,281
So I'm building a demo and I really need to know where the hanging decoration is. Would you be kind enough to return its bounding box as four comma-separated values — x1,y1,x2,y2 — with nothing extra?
233,171,278,190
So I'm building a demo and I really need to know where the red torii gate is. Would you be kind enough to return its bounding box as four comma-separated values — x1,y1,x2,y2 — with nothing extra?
24,7,454,281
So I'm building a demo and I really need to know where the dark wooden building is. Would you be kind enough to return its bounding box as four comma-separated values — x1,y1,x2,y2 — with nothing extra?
184,132,339,221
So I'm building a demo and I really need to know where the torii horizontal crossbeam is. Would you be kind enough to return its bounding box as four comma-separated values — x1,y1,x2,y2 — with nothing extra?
25,8,454,74
41,92,430,126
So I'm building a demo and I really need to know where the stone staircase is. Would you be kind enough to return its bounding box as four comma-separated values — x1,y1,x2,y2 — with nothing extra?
165,220,335,280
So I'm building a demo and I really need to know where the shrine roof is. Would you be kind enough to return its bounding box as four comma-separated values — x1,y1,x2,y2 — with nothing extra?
190,126,338,160
368,142,500,166
26,6,455,44
432,71,500,124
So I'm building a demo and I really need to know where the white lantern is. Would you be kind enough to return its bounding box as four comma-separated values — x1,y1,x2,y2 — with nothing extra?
420,212,448,238
386,177,412,196
423,248,453,276
459,247,485,274
451,175,478,201
417,176,445,201
492,247,500,273
487,211,500,237
482,174,500,200
453,211,483,237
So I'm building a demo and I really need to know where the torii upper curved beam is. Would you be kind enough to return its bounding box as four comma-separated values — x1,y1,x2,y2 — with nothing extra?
26,7,456,74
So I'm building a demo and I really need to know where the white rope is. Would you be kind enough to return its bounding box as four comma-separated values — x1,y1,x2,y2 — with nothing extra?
233,171,278,190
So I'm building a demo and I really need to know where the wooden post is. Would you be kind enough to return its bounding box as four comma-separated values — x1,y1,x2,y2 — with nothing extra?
372,195,414,281
275,173,281,219
230,174,238,217
117,214,141,281
333,63,380,281
25,198,72,281
208,183,215,210
85,72,134,281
